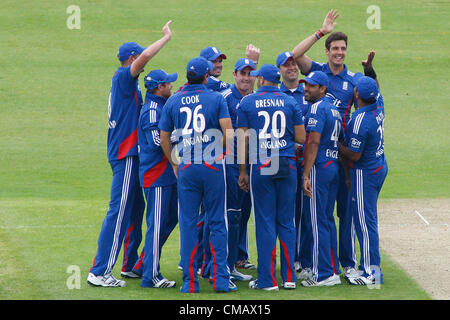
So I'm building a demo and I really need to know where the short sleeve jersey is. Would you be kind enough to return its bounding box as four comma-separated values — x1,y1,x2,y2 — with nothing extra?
306,61,363,129
305,96,343,165
107,65,143,161
344,99,386,170
159,84,230,164
236,85,304,163
138,92,176,188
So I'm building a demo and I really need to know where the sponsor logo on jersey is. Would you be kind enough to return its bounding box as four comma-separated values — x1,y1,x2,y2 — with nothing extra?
351,138,362,148
308,117,318,127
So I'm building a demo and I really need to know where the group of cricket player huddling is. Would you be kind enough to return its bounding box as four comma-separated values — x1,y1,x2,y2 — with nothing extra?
87,9,388,292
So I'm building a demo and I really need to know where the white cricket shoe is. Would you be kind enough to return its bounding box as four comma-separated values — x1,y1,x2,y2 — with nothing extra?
347,274,376,286
249,279,279,291
230,269,253,281
121,270,141,278
87,272,126,287
153,278,176,288
281,281,297,290
297,267,313,280
343,267,363,279
301,274,341,287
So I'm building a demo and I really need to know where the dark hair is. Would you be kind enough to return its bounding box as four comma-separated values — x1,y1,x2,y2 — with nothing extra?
325,32,348,50
187,71,205,84
361,97,376,105
145,86,158,94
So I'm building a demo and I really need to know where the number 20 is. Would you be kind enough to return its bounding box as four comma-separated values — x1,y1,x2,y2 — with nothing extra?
258,110,286,139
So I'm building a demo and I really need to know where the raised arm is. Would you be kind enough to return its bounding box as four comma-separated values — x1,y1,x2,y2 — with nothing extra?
292,9,339,74
130,20,173,78
362,50,380,89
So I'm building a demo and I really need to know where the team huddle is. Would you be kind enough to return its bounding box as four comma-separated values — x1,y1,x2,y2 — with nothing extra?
87,9,388,292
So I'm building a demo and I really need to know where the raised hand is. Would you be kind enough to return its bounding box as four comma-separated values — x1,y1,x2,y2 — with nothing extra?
162,20,172,39
320,9,339,35
362,50,375,69
246,44,260,63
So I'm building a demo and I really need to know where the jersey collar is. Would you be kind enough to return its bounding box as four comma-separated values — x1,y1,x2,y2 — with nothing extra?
182,84,208,92
145,92,168,105
280,82,304,94
256,85,281,93
356,102,378,113
323,62,349,79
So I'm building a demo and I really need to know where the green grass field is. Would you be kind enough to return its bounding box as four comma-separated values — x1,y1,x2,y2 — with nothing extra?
1,0,448,301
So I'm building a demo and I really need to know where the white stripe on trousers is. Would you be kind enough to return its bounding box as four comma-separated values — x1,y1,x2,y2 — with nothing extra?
106,156,132,275
310,166,319,281
153,187,162,279
356,169,371,275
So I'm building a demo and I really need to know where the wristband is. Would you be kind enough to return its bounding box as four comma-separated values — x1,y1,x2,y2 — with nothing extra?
364,66,377,79
314,30,324,40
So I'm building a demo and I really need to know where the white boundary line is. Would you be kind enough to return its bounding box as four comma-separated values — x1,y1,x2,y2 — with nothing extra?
414,210,430,225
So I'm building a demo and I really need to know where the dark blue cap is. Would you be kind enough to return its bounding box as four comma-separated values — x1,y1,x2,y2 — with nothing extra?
250,64,281,84
234,58,256,72
300,71,329,87
144,69,178,90
276,51,294,67
355,76,379,101
187,57,213,77
200,46,227,61
117,42,145,62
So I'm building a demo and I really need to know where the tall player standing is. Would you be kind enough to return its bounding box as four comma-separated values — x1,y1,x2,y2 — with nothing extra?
159,57,235,293
338,76,387,286
87,21,173,287
292,10,363,277
220,58,257,283
237,64,305,291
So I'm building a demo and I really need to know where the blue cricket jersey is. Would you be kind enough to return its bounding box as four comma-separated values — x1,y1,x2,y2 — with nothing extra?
305,96,343,165
138,92,177,188
306,61,363,129
344,98,386,170
206,76,231,92
236,85,304,163
280,82,310,118
107,65,143,161
159,84,230,164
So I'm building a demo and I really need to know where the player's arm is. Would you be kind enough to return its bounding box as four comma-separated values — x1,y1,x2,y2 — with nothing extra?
237,126,249,192
219,117,233,148
362,50,380,89
160,130,179,177
292,9,339,74
130,21,172,78
338,142,362,162
294,124,306,145
302,131,321,198
339,154,351,191
246,44,260,67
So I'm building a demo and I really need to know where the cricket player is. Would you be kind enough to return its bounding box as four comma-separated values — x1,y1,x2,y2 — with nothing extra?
133,69,179,288
88,21,172,287
292,10,364,276
338,76,387,285
220,58,257,282
276,51,310,274
159,57,235,293
237,64,306,291
194,45,261,277
301,71,342,287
